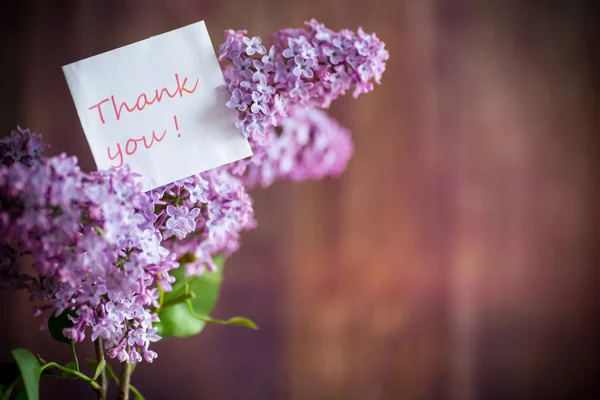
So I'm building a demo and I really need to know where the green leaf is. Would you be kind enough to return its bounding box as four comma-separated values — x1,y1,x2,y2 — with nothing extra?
92,358,106,381
155,295,206,337
103,363,118,383
155,255,225,337
61,362,78,380
11,349,41,400
205,316,259,330
47,310,75,344
14,389,27,400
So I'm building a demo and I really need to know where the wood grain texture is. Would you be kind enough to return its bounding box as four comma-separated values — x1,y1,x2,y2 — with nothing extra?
1,1,598,399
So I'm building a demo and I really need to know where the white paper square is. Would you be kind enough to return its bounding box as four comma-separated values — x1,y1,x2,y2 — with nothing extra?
62,21,252,192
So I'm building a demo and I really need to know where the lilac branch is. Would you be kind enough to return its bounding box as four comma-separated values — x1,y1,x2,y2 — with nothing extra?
117,362,132,400
94,339,107,400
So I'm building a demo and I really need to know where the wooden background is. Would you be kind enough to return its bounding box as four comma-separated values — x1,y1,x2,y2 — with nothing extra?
1,1,599,399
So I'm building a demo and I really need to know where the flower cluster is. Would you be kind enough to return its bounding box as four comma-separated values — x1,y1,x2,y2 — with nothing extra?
147,168,255,276
0,128,255,363
219,19,388,174
0,126,48,167
0,131,176,363
243,107,353,188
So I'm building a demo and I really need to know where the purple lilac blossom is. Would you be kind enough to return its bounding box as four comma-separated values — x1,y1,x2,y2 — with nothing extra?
242,36,267,56
0,127,48,167
0,131,176,363
242,107,353,188
226,88,252,111
147,168,255,276
218,19,388,175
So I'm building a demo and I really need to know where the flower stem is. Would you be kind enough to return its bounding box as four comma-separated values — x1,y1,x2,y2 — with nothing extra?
118,362,133,400
158,291,195,310
71,342,80,372
104,363,145,399
95,339,108,400
40,362,101,391
157,281,165,307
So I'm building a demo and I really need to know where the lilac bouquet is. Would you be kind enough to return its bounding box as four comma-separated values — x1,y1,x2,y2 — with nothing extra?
0,20,387,400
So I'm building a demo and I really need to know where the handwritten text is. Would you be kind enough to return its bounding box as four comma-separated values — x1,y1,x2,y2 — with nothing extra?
88,73,199,124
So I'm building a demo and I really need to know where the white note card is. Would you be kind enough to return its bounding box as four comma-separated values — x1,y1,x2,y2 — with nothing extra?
62,21,252,192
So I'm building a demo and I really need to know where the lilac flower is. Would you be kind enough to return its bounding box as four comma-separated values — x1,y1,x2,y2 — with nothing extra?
346,48,366,71
242,107,353,188
261,45,277,64
158,168,256,277
1,127,48,167
270,94,288,125
251,92,271,114
290,81,314,99
306,19,334,41
218,33,244,61
233,58,254,80
239,80,253,89
232,113,264,140
252,59,273,82
322,45,344,64
282,36,308,58
293,56,315,78
0,145,176,363
358,60,375,82
243,115,264,139
243,36,266,55
332,36,354,53
145,165,255,278
226,88,252,111
274,60,291,84
219,19,387,160
299,41,317,59
354,37,371,57
352,80,374,98
329,67,351,92
185,179,209,203
163,205,201,240
256,78,276,96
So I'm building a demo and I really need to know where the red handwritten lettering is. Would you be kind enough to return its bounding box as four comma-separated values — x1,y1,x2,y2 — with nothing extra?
111,96,137,121
155,86,178,103
135,93,154,110
142,129,168,148
107,129,168,169
87,73,199,124
175,73,199,97
88,98,111,124
107,143,124,168
125,138,138,155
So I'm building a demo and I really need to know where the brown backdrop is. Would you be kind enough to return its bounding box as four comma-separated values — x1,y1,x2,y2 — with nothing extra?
1,1,599,399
